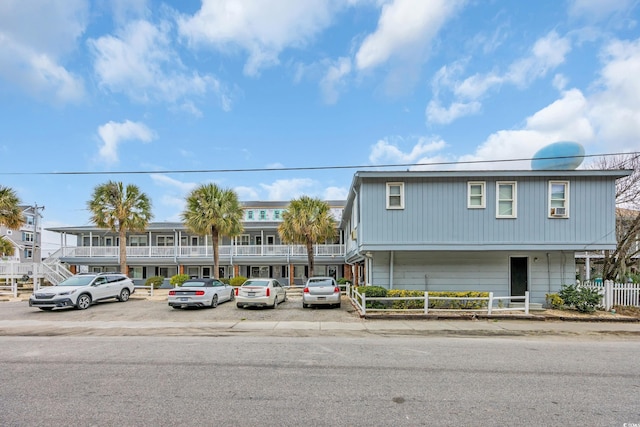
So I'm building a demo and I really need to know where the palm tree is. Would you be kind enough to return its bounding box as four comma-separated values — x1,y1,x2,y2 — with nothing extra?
181,184,244,279
87,181,153,274
0,185,25,230
0,237,15,258
278,196,336,279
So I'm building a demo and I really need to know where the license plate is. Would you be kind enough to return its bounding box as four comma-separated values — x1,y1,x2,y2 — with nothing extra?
248,292,255,296
180,297,188,301
318,296,326,300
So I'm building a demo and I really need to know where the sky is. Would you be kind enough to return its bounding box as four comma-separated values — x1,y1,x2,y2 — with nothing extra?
1,0,639,254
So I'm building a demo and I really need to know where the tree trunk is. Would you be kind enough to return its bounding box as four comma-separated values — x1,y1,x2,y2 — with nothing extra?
306,239,315,278
211,226,219,279
118,227,127,275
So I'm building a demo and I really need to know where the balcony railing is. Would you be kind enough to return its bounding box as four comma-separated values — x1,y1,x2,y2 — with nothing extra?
57,244,345,259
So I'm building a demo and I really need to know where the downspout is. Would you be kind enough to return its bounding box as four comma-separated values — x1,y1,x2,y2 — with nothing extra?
546,252,551,293
389,251,394,290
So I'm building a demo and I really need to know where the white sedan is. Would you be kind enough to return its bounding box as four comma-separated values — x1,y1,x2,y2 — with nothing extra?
168,278,234,309
236,278,287,309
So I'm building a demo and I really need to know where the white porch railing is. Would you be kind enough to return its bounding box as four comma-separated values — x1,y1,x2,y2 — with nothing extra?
348,286,530,316
57,244,345,259
580,280,640,311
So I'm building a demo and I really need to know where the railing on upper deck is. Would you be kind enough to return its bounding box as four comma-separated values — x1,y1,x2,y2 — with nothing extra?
57,244,345,259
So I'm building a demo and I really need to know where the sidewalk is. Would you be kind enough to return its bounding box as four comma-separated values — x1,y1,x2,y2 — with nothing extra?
1,317,639,338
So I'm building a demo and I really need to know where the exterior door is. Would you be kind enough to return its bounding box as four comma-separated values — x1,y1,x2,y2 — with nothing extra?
510,257,528,296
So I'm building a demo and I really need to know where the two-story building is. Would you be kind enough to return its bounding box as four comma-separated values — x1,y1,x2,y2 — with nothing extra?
1,205,43,262
340,169,630,304
46,200,348,286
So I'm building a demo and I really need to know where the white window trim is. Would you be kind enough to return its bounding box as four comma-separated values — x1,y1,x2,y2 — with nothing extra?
548,181,570,218
496,181,517,218
386,182,405,210
467,181,486,209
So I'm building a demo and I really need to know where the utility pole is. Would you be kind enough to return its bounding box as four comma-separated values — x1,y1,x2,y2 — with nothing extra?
32,203,45,290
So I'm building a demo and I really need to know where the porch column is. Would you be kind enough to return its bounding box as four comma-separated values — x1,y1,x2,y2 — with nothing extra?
234,265,239,278
289,263,294,286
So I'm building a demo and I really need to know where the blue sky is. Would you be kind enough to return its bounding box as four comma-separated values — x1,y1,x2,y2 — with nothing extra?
1,0,639,253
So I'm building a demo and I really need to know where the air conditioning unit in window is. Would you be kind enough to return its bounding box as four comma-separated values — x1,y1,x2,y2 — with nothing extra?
551,207,566,217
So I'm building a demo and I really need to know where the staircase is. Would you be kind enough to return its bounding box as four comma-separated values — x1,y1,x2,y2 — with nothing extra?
41,249,74,285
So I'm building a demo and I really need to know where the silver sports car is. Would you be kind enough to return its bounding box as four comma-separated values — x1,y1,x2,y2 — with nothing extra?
168,278,234,309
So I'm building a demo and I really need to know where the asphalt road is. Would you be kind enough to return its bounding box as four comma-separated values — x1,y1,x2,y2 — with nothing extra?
1,335,639,426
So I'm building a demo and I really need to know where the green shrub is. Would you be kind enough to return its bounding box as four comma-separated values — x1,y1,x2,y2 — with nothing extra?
558,284,602,313
170,274,190,287
358,286,388,309
229,276,247,287
427,291,489,309
337,278,351,285
220,278,230,285
545,293,564,309
145,276,165,289
387,289,425,309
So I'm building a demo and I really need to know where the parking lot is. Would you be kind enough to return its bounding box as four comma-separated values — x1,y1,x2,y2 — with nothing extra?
1,291,363,324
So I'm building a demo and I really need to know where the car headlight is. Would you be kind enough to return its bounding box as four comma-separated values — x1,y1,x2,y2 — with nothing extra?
59,289,77,296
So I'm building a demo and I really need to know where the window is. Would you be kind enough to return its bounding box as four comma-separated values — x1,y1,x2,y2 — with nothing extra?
247,211,254,220
129,235,148,246
22,231,34,242
549,181,569,218
259,210,267,220
26,215,35,226
24,248,33,259
496,182,517,218
157,235,174,247
129,267,143,279
386,182,404,209
239,235,250,245
274,210,281,220
467,181,485,208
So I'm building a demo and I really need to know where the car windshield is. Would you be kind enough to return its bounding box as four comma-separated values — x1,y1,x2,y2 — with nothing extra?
57,275,96,287
308,279,334,287
182,281,206,287
243,280,269,287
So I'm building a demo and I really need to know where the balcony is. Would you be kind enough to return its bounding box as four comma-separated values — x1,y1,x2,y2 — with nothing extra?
54,244,345,261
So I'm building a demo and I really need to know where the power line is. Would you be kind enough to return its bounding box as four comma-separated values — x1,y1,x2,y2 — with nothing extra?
0,151,637,176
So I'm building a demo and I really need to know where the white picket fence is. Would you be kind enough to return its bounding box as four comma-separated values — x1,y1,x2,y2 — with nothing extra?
580,280,640,311
348,286,530,316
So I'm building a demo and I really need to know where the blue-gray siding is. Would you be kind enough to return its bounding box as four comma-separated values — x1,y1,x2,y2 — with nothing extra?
357,176,616,251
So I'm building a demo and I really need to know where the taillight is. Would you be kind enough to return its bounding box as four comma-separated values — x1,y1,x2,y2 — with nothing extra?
195,290,205,296
266,288,270,297
235,287,238,296
303,287,309,293
169,290,176,296
334,286,340,293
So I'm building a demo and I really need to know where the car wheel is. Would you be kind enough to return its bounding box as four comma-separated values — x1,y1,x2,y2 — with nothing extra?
76,294,91,310
229,290,235,301
172,306,181,309
302,302,308,308
271,296,277,309
118,288,130,302
210,294,218,308
39,307,53,311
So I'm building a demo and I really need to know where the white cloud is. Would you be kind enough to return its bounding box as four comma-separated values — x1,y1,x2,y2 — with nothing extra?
323,186,349,200
355,0,464,71
89,19,230,111
369,136,447,164
234,186,260,200
178,0,339,76
150,174,197,193
0,0,87,103
260,178,315,200
429,31,572,125
97,120,156,164
569,0,637,22
320,57,352,104
426,99,481,125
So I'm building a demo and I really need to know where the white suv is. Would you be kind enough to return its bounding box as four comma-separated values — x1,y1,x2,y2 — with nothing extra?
29,272,135,311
